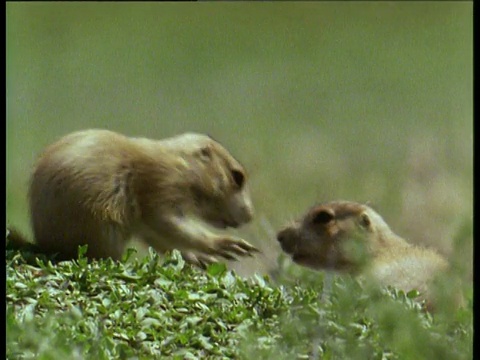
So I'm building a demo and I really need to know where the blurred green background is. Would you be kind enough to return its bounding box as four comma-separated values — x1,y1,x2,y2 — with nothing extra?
6,2,472,275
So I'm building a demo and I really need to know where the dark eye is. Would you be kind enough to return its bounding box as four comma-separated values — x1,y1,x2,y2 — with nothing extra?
360,213,371,228
231,169,245,188
311,209,334,225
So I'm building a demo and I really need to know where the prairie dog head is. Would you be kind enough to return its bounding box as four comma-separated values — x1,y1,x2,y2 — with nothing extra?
277,201,397,272
167,133,254,229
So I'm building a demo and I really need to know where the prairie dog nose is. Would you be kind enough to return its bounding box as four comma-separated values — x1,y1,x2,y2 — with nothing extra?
276,227,298,254
228,192,254,225
277,229,287,244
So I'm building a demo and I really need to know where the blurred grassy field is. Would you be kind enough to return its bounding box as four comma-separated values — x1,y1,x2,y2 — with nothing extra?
6,2,472,276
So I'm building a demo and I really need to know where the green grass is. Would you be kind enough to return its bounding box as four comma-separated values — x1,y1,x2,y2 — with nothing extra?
6,249,473,360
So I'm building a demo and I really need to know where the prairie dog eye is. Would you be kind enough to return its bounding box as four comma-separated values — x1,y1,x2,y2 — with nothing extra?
311,209,335,225
360,213,371,228
231,169,245,188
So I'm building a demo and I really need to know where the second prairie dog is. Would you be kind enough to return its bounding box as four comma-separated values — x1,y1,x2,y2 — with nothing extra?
277,201,450,308
28,129,258,266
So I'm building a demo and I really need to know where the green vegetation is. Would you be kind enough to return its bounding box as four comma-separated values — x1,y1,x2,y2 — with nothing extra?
6,249,473,359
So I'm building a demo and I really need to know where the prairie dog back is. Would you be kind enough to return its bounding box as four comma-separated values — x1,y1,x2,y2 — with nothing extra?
29,129,258,265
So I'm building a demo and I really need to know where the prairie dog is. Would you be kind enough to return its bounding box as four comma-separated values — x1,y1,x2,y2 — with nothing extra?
27,129,258,266
277,201,450,308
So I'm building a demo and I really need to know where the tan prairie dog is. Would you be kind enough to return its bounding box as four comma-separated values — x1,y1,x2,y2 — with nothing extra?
277,201,450,309
25,129,259,267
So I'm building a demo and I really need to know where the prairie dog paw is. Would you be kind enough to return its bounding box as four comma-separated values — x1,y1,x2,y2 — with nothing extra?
209,236,260,261
181,251,219,269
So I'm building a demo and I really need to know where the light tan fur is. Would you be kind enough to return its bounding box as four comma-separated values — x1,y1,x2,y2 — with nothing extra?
28,129,258,266
277,201,449,309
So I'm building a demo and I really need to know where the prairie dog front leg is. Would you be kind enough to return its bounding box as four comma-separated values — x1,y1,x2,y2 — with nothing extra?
135,228,218,268
141,214,258,262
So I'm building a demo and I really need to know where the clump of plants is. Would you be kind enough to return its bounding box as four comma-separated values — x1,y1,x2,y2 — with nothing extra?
6,244,472,359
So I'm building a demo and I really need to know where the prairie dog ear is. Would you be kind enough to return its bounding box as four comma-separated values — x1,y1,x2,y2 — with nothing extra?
360,212,371,229
197,144,213,160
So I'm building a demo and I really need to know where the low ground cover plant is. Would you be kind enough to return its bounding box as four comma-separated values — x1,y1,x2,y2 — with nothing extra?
6,245,472,360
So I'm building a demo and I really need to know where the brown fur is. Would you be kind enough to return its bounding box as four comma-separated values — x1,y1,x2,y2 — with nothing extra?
28,129,258,266
277,201,450,309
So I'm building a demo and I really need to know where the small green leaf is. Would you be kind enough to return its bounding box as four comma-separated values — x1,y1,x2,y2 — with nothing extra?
206,262,228,276
407,289,421,299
